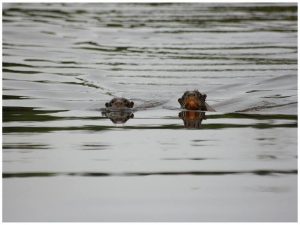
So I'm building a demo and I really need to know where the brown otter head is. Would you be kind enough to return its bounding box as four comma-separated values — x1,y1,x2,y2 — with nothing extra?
178,90,207,110
105,97,134,109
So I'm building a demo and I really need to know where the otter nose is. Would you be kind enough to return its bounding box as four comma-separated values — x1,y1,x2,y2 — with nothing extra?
115,101,123,106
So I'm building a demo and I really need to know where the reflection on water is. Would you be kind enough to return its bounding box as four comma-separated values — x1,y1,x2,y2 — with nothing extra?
2,2,297,222
179,111,206,129
102,110,134,124
3,169,297,178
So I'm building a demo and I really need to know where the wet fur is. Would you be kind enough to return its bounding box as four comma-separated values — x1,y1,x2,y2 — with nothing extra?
178,90,207,110
105,97,134,109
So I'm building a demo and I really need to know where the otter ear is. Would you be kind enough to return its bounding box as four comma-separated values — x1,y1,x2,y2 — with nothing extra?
105,102,110,107
203,94,207,100
129,101,134,108
178,98,183,105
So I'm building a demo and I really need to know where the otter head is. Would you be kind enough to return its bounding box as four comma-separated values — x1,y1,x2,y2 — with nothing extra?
105,97,134,109
178,90,207,110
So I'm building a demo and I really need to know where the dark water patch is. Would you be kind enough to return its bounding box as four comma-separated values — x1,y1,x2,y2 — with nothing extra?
211,5,297,14
3,126,108,133
192,139,215,142
208,113,297,120
59,61,80,64
3,172,57,178
106,23,123,27
32,14,67,19
82,144,110,151
257,155,277,160
39,65,89,69
3,122,297,134
24,59,55,62
245,57,297,65
40,31,56,35
3,106,67,122
3,62,34,68
74,46,132,53
74,41,101,46
162,157,207,161
3,43,44,48
4,62,85,69
30,19,57,24
97,62,138,66
172,55,297,65
3,106,104,122
74,47,115,53
2,19,13,23
3,143,49,150
3,7,72,17
256,137,276,141
3,169,297,178
103,68,297,72
246,90,272,93
3,95,30,100
156,28,297,34
74,42,131,52
3,69,41,74
262,95,292,99
139,45,296,51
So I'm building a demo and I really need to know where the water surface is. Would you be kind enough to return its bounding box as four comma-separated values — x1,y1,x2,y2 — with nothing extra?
2,3,298,222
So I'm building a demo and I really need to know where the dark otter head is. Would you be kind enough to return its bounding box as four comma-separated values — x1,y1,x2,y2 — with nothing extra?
178,90,207,110
105,97,134,109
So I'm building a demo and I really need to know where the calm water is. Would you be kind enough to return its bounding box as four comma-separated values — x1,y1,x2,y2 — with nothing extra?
2,3,298,222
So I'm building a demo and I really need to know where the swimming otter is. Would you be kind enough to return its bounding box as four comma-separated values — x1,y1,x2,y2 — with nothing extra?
178,90,215,111
105,97,134,110
104,97,134,124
